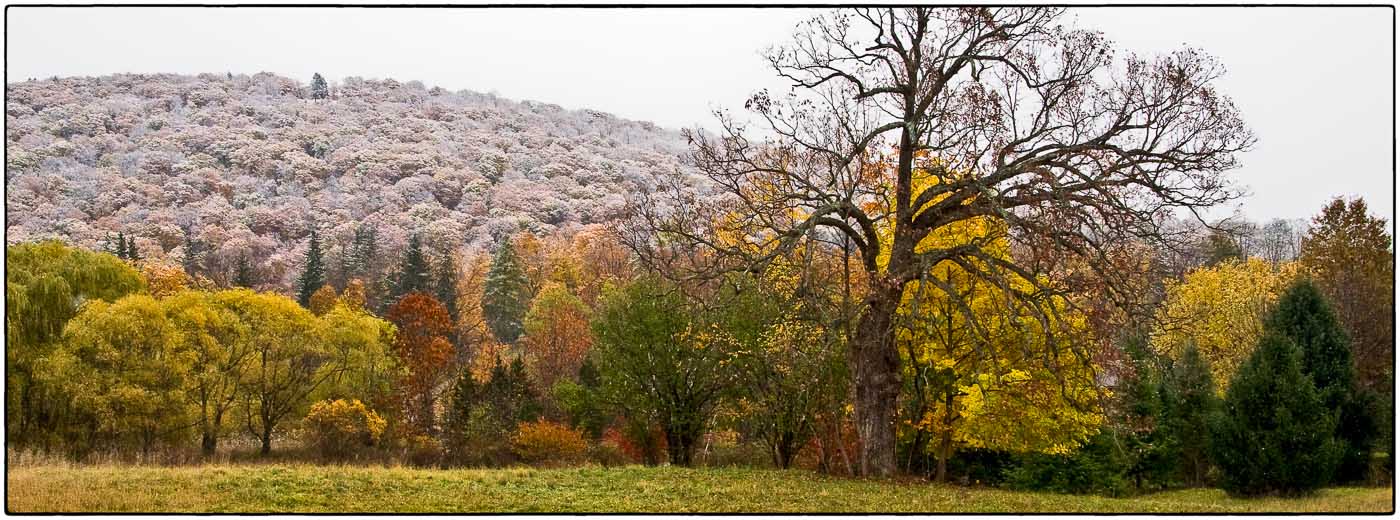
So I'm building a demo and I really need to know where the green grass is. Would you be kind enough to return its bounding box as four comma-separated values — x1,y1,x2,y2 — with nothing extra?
6,463,1392,513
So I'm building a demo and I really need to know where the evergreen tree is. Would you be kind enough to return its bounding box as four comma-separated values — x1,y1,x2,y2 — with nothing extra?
443,368,479,461
391,234,433,304
1116,332,1178,492
434,249,460,323
124,236,140,262
1161,342,1220,487
296,229,326,307
1210,332,1342,496
106,232,126,258
310,73,329,100
482,237,531,343
234,254,256,289
1264,278,1376,483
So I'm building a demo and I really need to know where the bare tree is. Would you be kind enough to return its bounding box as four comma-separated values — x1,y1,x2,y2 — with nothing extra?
626,7,1252,476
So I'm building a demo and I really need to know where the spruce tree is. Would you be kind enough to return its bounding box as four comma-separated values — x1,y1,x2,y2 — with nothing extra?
1162,342,1220,487
296,229,326,307
434,249,460,323
310,73,329,100
1210,332,1342,496
1264,278,1376,483
124,236,140,262
481,237,531,343
392,234,433,303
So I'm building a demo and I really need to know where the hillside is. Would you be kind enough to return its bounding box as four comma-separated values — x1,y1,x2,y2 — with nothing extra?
4,72,695,287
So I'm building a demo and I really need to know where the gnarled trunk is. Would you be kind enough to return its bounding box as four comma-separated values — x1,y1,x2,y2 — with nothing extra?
850,288,903,477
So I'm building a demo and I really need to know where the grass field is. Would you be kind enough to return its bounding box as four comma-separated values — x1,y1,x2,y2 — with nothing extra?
6,464,1393,513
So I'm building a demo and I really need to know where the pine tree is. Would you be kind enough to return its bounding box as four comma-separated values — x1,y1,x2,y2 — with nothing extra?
1210,331,1342,496
434,249,460,323
1162,342,1220,487
310,73,329,100
391,234,433,304
1264,277,1376,483
297,229,326,307
234,254,256,289
482,237,531,343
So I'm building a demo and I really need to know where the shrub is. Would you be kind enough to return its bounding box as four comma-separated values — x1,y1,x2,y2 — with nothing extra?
303,399,386,461
606,423,667,465
1210,332,1342,497
1003,434,1130,497
511,419,587,466
587,440,628,468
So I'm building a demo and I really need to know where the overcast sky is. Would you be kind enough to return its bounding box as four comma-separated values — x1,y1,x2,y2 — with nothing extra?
6,6,1393,223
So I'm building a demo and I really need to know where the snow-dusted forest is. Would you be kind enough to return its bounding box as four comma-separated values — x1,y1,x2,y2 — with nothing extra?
5,72,695,288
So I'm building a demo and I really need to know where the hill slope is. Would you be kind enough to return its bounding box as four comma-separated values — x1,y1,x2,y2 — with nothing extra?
5,72,693,286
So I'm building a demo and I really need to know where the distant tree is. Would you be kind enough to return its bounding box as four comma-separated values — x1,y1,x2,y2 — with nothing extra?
339,279,368,311
521,283,592,400
1265,278,1376,483
433,249,460,323
308,284,339,316
124,236,141,262
391,234,432,305
554,357,609,440
482,237,531,344
1152,258,1300,389
296,229,326,308
385,292,455,435
233,254,257,289
1299,197,1394,402
1161,342,1220,487
310,73,329,100
1210,331,1341,497
1202,229,1245,267
181,227,204,278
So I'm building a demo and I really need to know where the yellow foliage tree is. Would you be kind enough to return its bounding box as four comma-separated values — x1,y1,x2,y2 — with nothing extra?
1151,257,1300,390
884,160,1103,480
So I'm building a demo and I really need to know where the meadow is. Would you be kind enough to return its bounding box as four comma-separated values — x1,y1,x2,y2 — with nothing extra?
6,463,1393,513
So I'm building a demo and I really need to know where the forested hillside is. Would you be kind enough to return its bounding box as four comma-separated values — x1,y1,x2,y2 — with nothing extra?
5,72,696,289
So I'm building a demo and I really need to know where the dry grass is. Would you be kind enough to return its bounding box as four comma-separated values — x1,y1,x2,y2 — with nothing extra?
7,463,1393,513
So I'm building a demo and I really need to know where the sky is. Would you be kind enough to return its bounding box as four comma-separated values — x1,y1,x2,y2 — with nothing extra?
6,6,1394,223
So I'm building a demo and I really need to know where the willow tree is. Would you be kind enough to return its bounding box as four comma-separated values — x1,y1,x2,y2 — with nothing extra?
627,8,1252,476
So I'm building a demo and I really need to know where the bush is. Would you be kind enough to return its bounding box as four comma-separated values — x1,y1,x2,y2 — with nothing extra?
303,399,386,461
512,420,587,466
1003,434,1130,497
587,440,628,468
1210,332,1342,497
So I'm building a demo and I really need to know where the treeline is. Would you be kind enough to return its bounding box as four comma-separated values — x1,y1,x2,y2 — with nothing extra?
5,196,1392,498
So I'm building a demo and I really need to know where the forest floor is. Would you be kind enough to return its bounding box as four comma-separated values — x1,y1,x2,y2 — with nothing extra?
6,463,1393,513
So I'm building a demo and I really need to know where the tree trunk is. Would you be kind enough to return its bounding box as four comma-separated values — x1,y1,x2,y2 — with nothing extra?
934,391,955,483
259,424,273,456
850,289,902,478
934,429,952,483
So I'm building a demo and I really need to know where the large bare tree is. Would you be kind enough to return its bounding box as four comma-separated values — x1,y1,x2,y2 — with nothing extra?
626,7,1253,476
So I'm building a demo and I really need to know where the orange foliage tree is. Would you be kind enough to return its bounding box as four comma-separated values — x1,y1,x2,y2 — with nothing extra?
522,283,593,401
385,292,455,435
